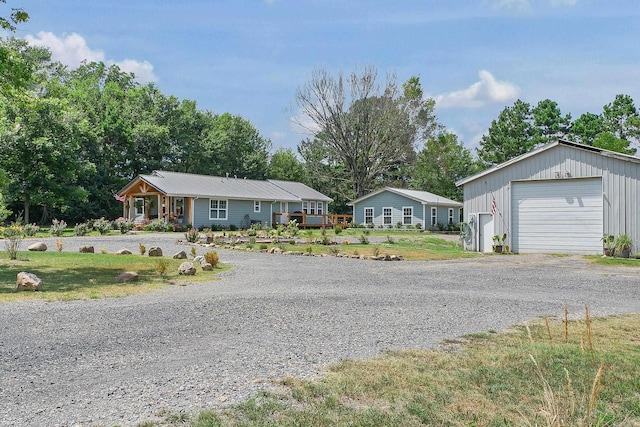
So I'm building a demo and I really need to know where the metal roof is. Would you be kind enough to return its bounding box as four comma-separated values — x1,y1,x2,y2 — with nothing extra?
348,187,462,207
456,139,640,187
268,179,333,202
128,171,303,202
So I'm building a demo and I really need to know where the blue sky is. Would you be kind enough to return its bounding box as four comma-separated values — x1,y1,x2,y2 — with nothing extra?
6,0,640,152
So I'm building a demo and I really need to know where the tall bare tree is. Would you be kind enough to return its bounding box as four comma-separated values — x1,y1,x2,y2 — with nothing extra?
294,67,437,199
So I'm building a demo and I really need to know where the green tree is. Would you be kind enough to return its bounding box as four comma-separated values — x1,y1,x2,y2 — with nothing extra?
477,99,535,166
592,132,637,155
267,148,307,182
198,113,271,179
294,67,437,199
532,99,571,145
603,94,639,142
0,94,94,223
0,0,28,32
571,112,605,145
411,132,479,201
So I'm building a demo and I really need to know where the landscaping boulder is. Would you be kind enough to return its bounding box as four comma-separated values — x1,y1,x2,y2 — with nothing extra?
201,262,213,271
173,250,187,259
27,242,47,252
116,271,139,283
178,262,196,275
15,272,43,292
115,248,133,255
79,245,95,253
148,247,163,257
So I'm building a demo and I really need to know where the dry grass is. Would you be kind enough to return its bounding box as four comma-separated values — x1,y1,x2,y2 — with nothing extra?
158,310,640,426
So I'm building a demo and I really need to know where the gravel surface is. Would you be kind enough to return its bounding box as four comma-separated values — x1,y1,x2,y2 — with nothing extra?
1,233,639,426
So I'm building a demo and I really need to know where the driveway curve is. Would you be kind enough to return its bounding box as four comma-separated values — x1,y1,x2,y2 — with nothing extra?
1,234,639,426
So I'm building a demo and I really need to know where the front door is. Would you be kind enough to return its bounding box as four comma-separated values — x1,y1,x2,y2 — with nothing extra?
173,198,184,224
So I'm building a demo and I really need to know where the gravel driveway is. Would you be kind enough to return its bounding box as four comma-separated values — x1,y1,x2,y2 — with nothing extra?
1,234,639,426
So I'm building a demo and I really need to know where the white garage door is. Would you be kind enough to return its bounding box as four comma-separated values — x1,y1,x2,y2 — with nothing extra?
511,178,603,254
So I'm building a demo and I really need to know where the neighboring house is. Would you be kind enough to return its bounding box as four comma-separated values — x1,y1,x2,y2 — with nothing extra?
116,170,336,228
456,139,640,255
348,187,462,229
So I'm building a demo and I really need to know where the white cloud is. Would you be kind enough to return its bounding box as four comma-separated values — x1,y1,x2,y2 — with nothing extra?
435,70,520,109
25,32,104,68
25,31,158,84
489,0,577,13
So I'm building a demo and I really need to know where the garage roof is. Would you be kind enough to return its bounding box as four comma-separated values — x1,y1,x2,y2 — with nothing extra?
456,139,640,187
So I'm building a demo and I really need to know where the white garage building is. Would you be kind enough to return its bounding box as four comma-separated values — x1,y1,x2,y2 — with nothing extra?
456,139,640,255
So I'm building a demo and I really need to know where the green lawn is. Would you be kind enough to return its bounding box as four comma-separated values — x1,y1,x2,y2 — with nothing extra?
148,312,640,427
0,251,227,302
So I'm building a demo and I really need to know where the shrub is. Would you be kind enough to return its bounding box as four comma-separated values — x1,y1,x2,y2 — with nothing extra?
166,223,175,232
23,223,40,237
3,222,23,260
286,220,299,237
386,235,395,244
358,234,370,244
372,245,381,257
305,245,313,254
73,222,91,236
415,222,423,230
367,222,375,229
204,251,219,268
229,224,238,231
190,246,197,257
93,218,112,235
139,243,146,255
247,228,257,237
114,217,134,234
334,225,343,235
185,228,200,243
322,236,331,245
49,219,67,237
55,239,63,252
149,218,170,232
259,243,268,251
396,221,403,229
155,258,170,276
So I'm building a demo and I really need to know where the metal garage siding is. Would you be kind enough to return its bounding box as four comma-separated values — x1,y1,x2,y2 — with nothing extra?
511,178,603,254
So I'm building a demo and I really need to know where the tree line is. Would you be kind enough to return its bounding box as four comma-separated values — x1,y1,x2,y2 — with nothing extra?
1,5,639,223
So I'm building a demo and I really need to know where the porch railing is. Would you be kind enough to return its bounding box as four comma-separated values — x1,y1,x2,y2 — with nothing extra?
272,212,353,228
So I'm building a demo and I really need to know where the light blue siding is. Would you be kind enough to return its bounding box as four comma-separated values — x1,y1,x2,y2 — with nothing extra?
352,190,460,228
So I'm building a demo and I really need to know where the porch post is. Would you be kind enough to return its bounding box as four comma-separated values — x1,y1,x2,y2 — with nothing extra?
157,194,162,220
128,196,134,220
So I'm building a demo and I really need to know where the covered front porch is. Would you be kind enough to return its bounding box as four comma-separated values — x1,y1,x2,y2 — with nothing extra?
118,180,194,226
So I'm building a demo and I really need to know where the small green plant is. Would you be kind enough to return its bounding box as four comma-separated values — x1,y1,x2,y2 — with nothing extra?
100,247,108,254
149,218,170,232
139,243,146,255
3,222,23,260
305,245,313,254
92,217,112,235
334,225,343,235
396,221,403,229
73,221,91,236
386,235,395,244
190,246,197,258
185,228,199,243
23,223,40,236
415,222,422,230
320,228,327,236
328,246,340,255
49,218,67,237
305,229,314,244
259,243,268,251
55,239,63,252
372,245,381,257
249,236,257,246
204,251,219,268
286,219,299,237
358,234,369,244
613,233,633,257
155,258,170,277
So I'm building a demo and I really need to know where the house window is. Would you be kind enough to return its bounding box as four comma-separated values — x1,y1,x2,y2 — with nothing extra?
431,207,437,226
364,207,374,225
310,201,316,214
448,208,454,225
302,201,308,213
317,201,323,214
254,200,261,213
403,207,413,225
209,199,227,220
383,207,392,225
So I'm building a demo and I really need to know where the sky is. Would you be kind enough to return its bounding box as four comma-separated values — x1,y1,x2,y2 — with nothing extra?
5,0,640,153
